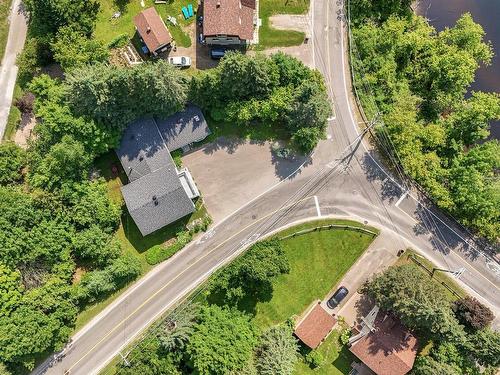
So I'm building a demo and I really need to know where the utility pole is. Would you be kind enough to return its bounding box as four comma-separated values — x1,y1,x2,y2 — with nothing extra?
432,267,465,279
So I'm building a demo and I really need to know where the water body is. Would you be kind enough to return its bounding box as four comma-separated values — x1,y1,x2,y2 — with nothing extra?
418,0,500,139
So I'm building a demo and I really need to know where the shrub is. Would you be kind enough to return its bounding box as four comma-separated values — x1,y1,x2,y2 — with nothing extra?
145,231,193,265
107,33,130,49
305,351,324,368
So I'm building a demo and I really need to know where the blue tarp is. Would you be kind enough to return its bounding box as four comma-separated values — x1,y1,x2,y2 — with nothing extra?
182,6,189,19
188,4,194,17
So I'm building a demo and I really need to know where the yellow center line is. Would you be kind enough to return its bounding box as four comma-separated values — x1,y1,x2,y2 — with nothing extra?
68,195,315,372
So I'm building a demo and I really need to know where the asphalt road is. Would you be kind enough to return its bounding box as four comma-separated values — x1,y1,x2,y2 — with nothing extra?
0,0,27,139
34,0,500,373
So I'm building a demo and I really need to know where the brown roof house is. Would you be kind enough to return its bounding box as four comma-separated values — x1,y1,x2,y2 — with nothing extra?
134,7,172,55
294,302,337,349
349,308,418,375
202,0,256,45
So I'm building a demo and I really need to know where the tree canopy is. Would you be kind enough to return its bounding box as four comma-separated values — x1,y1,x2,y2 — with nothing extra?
350,3,499,241
186,305,258,375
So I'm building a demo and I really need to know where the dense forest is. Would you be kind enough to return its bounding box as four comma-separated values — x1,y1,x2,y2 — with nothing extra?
350,0,500,242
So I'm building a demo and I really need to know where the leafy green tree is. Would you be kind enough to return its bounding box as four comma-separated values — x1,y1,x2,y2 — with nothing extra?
65,180,121,233
291,127,324,153
0,362,12,375
431,342,479,375
255,325,299,375
51,26,109,71
217,52,279,101
286,77,330,133
75,255,141,303
444,92,500,149
363,264,464,341
466,328,500,367
24,0,100,36
159,304,199,352
16,37,52,87
117,339,181,375
0,142,26,185
210,240,289,306
448,141,500,240
29,135,91,191
186,305,258,375
0,264,23,318
271,52,313,88
0,278,77,369
72,226,121,267
66,61,187,128
453,296,494,331
411,356,459,375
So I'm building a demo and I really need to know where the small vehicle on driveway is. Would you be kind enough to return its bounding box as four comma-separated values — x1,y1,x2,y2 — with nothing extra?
210,48,227,59
326,286,349,309
168,56,191,67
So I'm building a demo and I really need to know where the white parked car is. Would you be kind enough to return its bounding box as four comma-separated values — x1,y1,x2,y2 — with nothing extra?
168,56,191,67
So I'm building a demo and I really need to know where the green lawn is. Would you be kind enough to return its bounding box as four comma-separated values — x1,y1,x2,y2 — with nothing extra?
294,331,356,375
0,0,9,61
3,84,22,141
258,0,309,49
95,0,193,48
252,219,377,329
75,151,209,331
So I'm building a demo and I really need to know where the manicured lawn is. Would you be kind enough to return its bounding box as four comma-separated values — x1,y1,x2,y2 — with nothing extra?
251,219,377,329
95,0,194,48
295,331,356,375
75,151,209,331
0,0,9,61
258,0,309,49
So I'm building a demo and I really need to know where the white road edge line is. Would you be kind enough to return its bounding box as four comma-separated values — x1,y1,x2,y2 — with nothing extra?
314,195,321,217
395,191,407,207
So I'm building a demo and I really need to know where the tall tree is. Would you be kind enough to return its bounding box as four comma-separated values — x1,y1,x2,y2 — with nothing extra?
51,26,109,71
186,305,258,375
0,142,26,185
66,61,188,128
363,264,464,341
24,0,100,36
255,325,299,375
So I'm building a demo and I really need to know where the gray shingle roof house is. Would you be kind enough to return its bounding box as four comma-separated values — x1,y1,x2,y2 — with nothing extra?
117,106,211,236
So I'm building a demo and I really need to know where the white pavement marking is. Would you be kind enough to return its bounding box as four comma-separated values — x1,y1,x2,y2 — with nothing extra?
314,195,322,217
395,191,408,207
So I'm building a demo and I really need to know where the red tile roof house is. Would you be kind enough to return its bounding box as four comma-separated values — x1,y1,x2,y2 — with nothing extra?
202,0,256,45
133,7,172,56
294,301,337,349
349,313,419,375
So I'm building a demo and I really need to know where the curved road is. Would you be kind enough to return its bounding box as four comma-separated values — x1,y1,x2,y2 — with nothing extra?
0,0,27,138
35,0,500,374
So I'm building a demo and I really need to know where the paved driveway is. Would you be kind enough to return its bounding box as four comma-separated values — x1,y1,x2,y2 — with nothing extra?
182,137,312,222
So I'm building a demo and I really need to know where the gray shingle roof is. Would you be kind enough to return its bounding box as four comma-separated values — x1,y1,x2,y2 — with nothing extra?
120,166,195,235
155,105,211,152
116,106,210,236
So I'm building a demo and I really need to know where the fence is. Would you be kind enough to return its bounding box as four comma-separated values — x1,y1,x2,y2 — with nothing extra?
279,224,379,240
408,254,463,299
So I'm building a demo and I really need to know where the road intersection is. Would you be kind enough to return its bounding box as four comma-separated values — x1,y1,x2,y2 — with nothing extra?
34,0,499,373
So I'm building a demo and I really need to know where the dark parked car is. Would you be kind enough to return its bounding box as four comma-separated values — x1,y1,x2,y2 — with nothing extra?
326,286,349,309
210,48,227,59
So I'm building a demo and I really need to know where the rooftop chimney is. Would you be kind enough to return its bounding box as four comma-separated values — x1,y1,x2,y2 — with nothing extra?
216,0,221,8
146,26,151,33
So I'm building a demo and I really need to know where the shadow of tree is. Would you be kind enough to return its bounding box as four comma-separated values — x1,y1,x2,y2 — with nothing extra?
359,151,403,204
